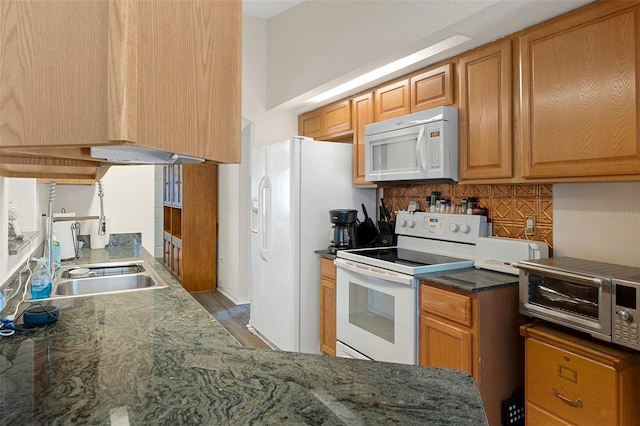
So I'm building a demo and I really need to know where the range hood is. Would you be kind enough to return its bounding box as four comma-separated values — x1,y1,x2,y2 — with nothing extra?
90,146,205,165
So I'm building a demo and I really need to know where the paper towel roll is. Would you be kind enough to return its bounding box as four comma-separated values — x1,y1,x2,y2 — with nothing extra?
53,213,77,260
90,218,110,249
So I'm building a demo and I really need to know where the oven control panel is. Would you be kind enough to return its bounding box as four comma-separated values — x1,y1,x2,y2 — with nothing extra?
395,211,487,244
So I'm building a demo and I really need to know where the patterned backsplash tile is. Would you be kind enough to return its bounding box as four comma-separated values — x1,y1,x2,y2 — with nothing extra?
382,183,553,248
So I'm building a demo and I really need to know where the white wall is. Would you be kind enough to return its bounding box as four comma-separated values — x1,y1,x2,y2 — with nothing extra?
214,15,298,304
243,15,297,146
553,182,640,267
217,124,251,304
0,178,46,285
48,166,155,255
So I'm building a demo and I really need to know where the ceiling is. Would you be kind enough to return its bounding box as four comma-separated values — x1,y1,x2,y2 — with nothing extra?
243,0,305,19
246,0,595,112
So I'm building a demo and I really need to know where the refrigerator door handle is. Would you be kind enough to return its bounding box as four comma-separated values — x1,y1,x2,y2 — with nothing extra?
258,175,271,261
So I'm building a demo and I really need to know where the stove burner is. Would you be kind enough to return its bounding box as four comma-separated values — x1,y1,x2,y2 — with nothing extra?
352,247,468,268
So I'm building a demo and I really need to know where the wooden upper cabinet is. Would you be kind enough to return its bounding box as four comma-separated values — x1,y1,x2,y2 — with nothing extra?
520,2,640,179
410,62,454,112
458,39,513,181
0,0,241,164
374,78,411,121
298,110,324,139
298,99,352,141
351,92,376,187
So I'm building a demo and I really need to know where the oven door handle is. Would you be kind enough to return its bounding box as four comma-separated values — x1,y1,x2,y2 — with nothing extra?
334,258,415,286
518,264,610,287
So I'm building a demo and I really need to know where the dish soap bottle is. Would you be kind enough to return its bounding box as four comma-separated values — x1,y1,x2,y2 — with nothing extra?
31,258,52,300
52,231,61,269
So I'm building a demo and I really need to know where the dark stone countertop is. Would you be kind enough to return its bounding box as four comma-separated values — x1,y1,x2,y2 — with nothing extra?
314,249,337,260
0,246,488,425
417,267,519,293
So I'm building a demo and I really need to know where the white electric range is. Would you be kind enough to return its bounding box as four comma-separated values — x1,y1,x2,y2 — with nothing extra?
334,211,488,365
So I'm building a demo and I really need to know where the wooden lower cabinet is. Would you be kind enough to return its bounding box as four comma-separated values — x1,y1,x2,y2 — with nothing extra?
521,323,640,426
420,316,472,373
419,282,523,426
319,257,337,356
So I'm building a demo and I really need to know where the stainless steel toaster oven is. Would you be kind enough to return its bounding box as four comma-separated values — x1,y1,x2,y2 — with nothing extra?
519,257,640,351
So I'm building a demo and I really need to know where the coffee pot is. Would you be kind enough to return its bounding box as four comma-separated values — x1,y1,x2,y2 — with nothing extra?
328,209,358,252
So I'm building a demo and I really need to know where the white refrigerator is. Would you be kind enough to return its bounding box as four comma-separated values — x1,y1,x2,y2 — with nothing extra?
249,136,376,353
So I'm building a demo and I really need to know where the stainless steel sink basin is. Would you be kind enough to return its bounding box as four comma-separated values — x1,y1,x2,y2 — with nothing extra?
55,274,158,296
39,260,168,300
60,263,145,279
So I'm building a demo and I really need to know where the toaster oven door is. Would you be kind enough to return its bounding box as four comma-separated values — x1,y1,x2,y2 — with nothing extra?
519,266,612,341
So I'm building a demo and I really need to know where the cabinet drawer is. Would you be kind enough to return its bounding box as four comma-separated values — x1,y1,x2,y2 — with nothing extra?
526,402,572,426
320,257,336,280
421,285,472,327
526,339,617,425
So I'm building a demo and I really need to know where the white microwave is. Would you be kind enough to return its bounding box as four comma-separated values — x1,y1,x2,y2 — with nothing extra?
365,106,458,182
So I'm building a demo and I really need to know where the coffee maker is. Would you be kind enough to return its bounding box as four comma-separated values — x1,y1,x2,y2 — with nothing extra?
328,209,358,253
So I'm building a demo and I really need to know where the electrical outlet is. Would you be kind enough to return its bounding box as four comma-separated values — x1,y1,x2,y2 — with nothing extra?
525,216,535,236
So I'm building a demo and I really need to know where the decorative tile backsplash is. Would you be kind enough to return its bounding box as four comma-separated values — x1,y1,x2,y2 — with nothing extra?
382,183,554,248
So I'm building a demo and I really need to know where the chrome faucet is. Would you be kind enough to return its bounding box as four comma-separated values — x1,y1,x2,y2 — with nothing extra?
47,180,56,276
97,180,106,236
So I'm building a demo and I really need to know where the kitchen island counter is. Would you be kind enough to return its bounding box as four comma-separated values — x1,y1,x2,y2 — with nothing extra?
0,247,487,425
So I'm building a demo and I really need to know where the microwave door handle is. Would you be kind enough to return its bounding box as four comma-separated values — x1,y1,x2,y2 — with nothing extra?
520,265,610,287
415,127,427,172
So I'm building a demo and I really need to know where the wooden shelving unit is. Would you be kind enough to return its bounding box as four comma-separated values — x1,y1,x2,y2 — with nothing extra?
163,163,217,292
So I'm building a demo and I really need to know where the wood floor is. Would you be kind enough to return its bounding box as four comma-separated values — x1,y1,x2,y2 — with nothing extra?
190,290,272,350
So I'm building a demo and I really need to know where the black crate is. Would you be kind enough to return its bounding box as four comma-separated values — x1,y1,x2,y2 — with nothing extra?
501,389,524,426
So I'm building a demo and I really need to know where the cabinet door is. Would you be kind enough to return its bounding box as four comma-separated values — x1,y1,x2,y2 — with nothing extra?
458,39,512,180
163,233,172,270
324,99,351,137
420,315,472,374
374,79,411,121
171,238,183,282
520,4,640,178
320,276,336,357
172,165,183,207
163,165,173,206
351,92,376,187
410,63,454,112
298,110,323,139
0,1,109,148
0,0,241,164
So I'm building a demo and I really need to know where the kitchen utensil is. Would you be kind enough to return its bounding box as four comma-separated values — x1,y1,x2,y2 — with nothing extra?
357,203,379,246
380,198,392,221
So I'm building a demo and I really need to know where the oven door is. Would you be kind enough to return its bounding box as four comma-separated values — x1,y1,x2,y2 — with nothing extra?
519,265,612,341
335,258,417,365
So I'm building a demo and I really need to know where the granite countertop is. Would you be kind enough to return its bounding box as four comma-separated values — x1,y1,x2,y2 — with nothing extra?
314,249,337,260
417,267,519,293
0,246,488,425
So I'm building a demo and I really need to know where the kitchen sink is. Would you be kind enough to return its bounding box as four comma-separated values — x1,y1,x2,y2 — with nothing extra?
54,274,158,296
60,263,145,279
39,260,168,300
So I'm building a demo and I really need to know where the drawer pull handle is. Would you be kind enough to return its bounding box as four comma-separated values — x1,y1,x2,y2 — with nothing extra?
553,388,583,408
